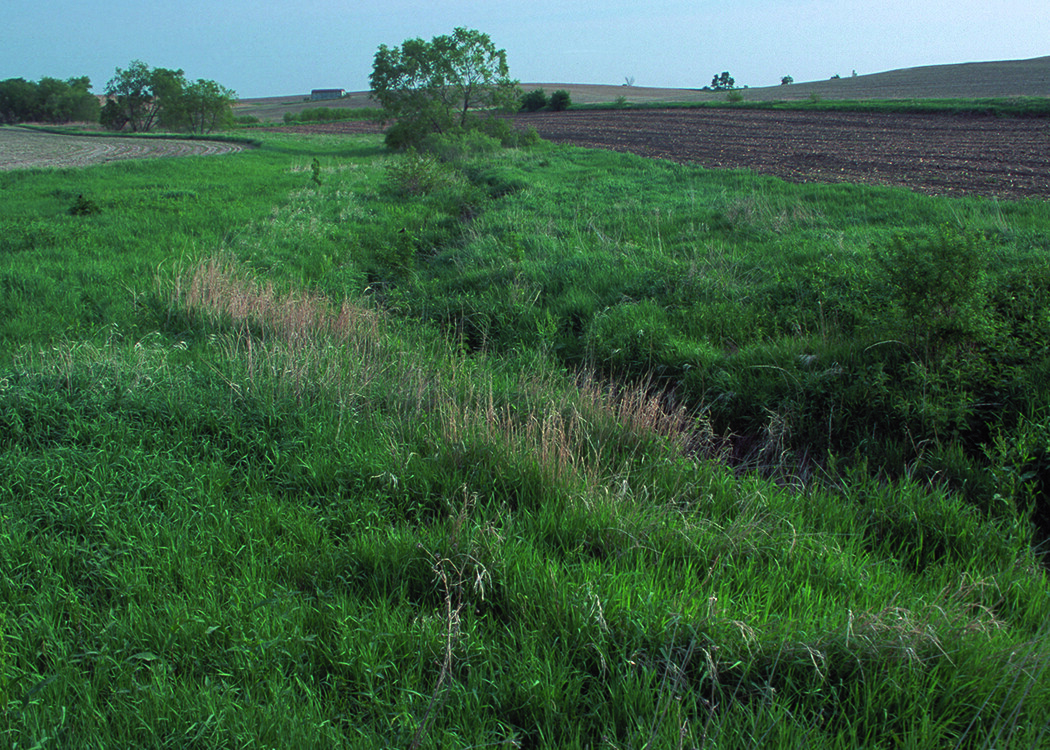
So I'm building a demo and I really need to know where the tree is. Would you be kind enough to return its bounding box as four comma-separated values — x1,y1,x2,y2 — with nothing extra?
0,76,99,124
0,78,39,123
370,27,520,148
520,88,548,112
781,75,794,86
182,79,236,133
711,71,735,91
549,89,571,111
104,61,187,132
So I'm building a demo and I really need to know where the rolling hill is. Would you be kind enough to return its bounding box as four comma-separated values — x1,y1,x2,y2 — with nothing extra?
234,55,1050,121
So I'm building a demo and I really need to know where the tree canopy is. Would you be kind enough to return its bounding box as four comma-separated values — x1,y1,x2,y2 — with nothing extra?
102,61,235,133
0,76,100,125
370,27,519,147
711,71,736,91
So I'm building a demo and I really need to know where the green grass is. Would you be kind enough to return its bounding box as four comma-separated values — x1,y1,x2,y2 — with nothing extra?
1,128,1048,748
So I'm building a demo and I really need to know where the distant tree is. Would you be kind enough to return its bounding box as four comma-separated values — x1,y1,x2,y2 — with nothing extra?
104,61,187,131
103,61,234,133
549,89,572,111
182,79,236,133
370,27,520,148
0,78,39,123
624,75,635,86
0,76,99,124
40,76,100,123
520,88,548,112
711,71,735,91
781,75,794,85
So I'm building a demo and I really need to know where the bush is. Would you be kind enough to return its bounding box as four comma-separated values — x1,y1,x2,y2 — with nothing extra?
521,89,548,112
875,226,993,355
549,90,572,111
384,151,451,196
69,194,101,216
422,129,503,162
384,118,434,151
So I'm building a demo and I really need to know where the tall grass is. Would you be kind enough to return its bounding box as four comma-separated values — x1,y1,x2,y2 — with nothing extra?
1,129,1048,747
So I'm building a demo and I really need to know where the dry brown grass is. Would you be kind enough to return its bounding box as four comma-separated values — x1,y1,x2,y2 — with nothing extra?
170,254,707,487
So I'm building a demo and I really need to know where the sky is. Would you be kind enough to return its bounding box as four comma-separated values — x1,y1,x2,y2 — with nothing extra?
3,0,1047,99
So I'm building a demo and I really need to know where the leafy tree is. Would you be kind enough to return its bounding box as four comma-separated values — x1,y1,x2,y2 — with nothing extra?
521,88,548,112
104,61,187,131
781,75,794,85
182,79,236,133
370,27,520,148
0,78,39,123
0,76,99,124
711,71,735,91
40,76,100,123
549,89,572,111
103,61,234,133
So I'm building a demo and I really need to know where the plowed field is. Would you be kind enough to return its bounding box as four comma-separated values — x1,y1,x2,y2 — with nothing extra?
519,109,1050,200
274,109,1050,200
0,128,247,171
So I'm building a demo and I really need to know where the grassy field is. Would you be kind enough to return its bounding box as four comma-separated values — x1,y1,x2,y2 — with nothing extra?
1,128,1049,748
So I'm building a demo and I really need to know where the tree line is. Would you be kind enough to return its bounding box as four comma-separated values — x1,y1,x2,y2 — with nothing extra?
1,61,235,134
0,76,100,125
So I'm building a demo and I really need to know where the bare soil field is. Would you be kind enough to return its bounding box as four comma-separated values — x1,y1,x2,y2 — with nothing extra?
517,108,1050,200
270,109,1050,200
0,128,247,171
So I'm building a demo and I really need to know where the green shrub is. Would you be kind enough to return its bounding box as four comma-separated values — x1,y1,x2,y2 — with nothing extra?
384,151,451,196
422,129,502,162
519,125,542,147
384,118,434,151
875,225,993,355
69,194,101,216
549,90,572,111
521,89,548,112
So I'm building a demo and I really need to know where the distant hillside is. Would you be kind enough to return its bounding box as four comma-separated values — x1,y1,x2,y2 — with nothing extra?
525,56,1050,105
234,56,1050,121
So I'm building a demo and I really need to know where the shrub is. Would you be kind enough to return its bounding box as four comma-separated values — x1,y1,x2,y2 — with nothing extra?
875,225,993,355
521,89,548,112
549,90,572,111
384,151,451,196
422,129,503,162
69,194,101,216
384,118,434,151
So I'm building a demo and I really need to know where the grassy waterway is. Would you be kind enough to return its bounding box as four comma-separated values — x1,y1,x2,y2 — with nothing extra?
1,129,1048,748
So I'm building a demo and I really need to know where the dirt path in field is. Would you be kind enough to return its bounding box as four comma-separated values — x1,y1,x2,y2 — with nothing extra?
273,109,1050,200
0,127,247,171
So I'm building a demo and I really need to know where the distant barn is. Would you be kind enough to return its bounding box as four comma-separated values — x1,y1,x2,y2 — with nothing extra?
310,89,345,101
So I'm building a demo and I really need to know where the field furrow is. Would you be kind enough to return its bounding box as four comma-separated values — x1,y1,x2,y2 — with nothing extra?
0,127,246,170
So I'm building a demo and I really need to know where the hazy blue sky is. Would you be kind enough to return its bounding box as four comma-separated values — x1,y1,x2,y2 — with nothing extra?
3,0,1046,98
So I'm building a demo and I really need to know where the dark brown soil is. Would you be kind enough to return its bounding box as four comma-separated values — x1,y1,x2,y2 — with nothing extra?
269,108,1050,200
515,109,1050,200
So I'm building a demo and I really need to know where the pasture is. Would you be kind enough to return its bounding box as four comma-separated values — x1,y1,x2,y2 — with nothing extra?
1,120,1049,748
